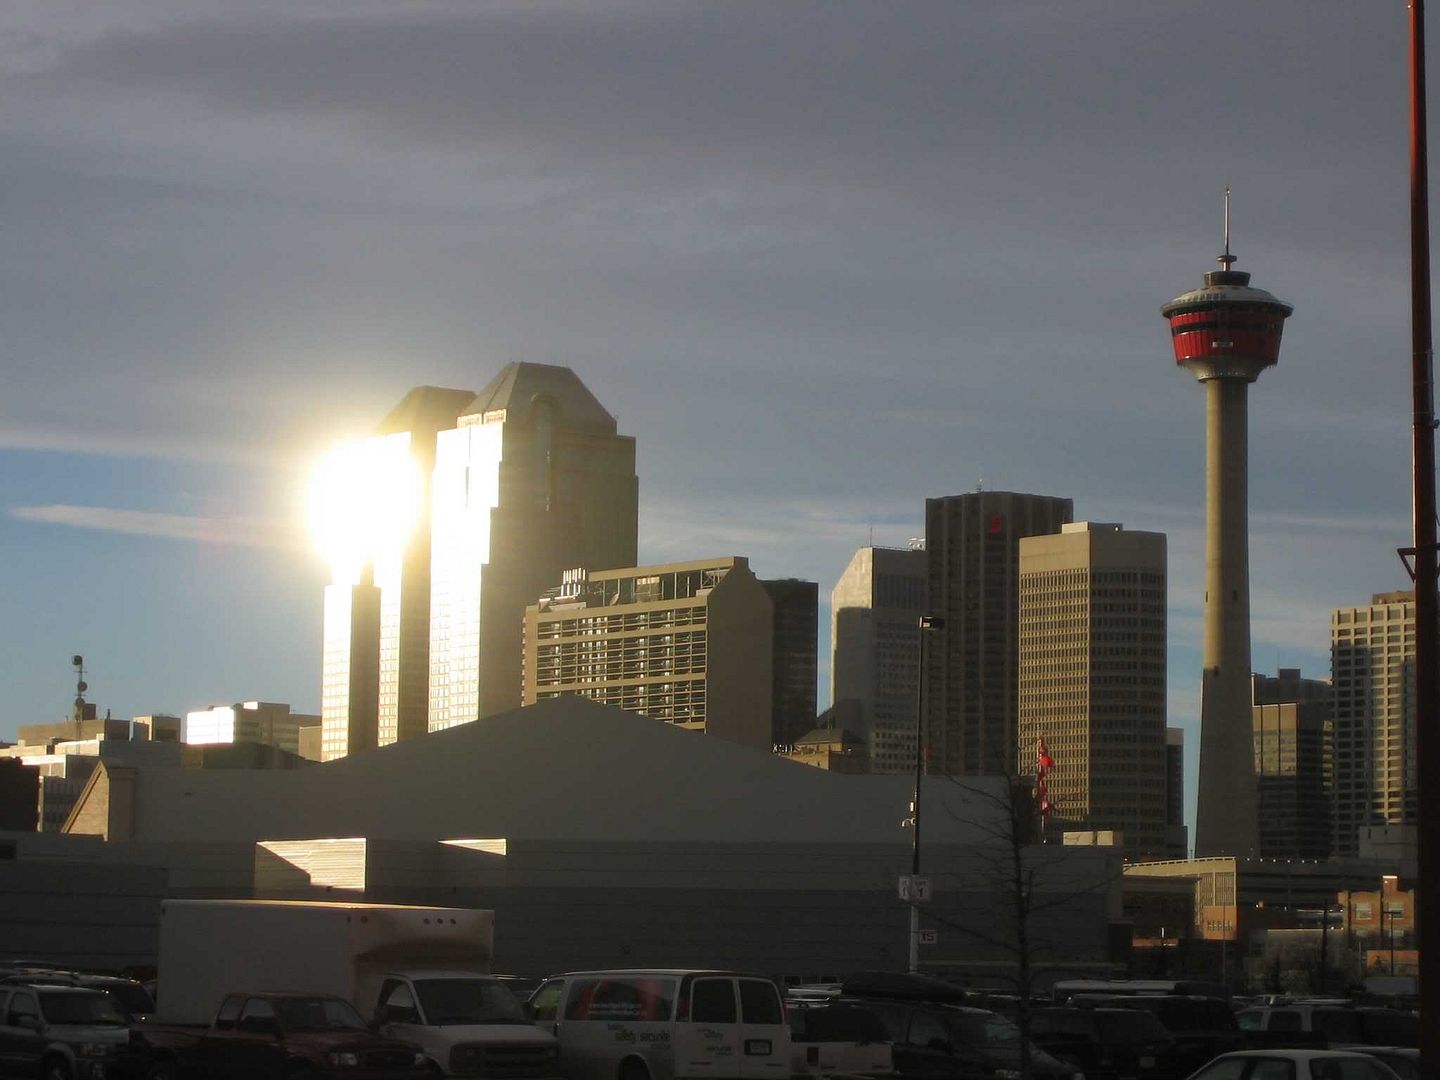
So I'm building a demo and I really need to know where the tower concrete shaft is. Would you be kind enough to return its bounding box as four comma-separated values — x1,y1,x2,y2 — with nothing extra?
1197,376,1257,856
1162,246,1292,860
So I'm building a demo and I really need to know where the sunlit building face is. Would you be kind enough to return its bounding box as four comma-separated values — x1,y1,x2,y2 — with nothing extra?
308,432,421,586
427,368,639,730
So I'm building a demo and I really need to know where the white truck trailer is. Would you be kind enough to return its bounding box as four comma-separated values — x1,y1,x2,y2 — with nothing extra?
156,898,560,1079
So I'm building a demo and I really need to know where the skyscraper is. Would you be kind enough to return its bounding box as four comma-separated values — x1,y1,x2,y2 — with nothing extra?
1161,222,1293,857
1331,591,1418,857
1165,727,1187,857
1252,666,1333,859
830,545,926,774
429,363,638,727
1252,699,1332,860
318,386,476,760
318,366,637,757
1018,522,1168,858
321,574,381,761
760,578,819,748
925,491,1072,776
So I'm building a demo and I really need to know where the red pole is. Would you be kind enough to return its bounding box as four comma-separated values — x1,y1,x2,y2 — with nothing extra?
1408,1,1439,1064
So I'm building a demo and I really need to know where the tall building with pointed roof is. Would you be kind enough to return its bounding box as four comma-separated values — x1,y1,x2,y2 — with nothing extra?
428,363,638,728
321,367,638,758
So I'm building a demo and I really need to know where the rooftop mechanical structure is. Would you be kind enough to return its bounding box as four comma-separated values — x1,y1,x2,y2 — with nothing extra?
1161,199,1293,857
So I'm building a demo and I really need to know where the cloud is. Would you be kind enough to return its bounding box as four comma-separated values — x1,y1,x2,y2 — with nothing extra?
10,503,303,550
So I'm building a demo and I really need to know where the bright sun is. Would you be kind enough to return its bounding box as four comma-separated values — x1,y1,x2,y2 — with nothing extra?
307,432,421,583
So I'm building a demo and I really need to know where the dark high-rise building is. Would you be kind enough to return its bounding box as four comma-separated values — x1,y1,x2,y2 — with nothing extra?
1162,226,1293,858
925,491,1072,776
1253,700,1332,860
0,759,38,832
760,578,818,748
1165,727,1187,857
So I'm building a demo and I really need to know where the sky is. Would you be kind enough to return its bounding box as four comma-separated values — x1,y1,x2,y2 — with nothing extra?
0,2,1425,832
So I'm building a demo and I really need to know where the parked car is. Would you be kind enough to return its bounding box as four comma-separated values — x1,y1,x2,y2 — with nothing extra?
1181,1049,1403,1080
849,998,1083,1080
1346,1048,1429,1080
0,982,133,1080
788,1003,894,1078
1028,1006,1178,1080
1235,1007,1417,1050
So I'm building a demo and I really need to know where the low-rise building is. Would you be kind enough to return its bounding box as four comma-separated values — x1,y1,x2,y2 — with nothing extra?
185,702,318,756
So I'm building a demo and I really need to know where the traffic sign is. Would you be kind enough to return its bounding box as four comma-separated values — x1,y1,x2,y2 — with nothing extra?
898,875,933,903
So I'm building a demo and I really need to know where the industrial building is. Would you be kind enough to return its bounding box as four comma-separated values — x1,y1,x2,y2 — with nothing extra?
43,697,1123,981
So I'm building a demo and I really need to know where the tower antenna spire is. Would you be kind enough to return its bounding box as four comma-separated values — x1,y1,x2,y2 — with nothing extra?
1219,186,1236,270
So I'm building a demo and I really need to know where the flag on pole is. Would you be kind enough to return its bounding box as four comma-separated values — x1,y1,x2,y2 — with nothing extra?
1035,736,1056,829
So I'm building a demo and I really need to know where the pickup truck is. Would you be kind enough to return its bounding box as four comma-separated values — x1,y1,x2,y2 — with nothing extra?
136,991,423,1080
153,899,560,1079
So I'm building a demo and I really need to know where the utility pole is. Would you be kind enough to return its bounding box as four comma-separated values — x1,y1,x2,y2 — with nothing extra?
907,615,944,974
1406,5,1439,1067
1318,905,1330,996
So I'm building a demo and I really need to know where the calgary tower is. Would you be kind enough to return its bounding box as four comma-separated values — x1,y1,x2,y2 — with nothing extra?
1161,195,1293,858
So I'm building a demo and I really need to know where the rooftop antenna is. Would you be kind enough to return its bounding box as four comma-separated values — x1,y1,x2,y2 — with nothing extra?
70,654,89,727
1218,186,1237,270
977,468,985,493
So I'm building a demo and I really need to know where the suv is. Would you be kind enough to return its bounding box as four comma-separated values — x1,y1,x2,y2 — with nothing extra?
1028,1007,1178,1080
848,997,1082,1080
1070,995,1242,1077
0,969,155,1023
0,983,133,1079
788,1003,894,1078
1236,1006,1418,1049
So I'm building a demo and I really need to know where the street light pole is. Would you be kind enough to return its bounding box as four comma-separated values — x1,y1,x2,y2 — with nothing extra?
909,614,944,974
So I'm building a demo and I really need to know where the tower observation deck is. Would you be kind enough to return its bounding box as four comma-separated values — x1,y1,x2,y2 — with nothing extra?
1161,215,1292,859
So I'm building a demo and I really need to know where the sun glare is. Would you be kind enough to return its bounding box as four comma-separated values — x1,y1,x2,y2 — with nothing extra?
307,433,421,584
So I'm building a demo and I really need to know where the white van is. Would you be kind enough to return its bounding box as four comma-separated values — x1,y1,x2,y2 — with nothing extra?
527,970,790,1080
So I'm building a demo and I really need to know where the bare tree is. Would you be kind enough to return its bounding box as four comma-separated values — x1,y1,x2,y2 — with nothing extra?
906,774,1125,1080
